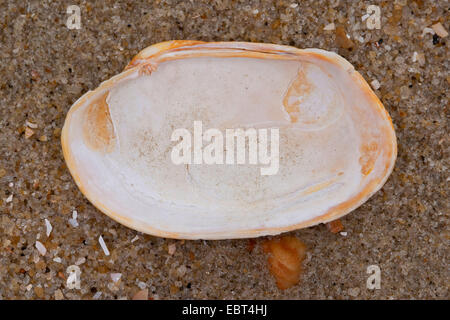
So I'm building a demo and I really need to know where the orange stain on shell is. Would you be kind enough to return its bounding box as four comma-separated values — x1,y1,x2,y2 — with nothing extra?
83,92,116,153
282,68,313,123
359,141,379,175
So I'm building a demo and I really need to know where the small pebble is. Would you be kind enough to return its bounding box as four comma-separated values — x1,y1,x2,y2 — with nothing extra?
327,219,344,233
132,289,148,300
348,287,360,297
34,286,44,298
400,85,410,99
371,79,381,90
412,51,425,65
54,289,64,300
335,26,354,49
24,127,35,139
177,265,187,277
168,243,176,255
323,23,335,31
137,281,147,289
433,34,440,45
431,22,448,38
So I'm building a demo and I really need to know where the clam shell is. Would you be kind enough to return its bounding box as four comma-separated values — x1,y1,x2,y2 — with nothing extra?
61,41,396,239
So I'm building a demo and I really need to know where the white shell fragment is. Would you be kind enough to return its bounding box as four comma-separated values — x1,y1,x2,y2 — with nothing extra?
93,292,102,299
25,120,38,129
5,194,13,203
44,218,52,237
62,41,397,239
68,210,79,227
110,273,122,283
323,23,335,31
35,241,47,256
98,235,110,256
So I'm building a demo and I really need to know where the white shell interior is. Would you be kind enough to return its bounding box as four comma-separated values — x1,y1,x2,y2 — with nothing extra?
65,52,395,239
